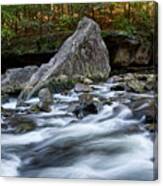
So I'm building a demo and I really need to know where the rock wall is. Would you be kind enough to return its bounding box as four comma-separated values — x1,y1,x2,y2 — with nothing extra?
104,32,153,67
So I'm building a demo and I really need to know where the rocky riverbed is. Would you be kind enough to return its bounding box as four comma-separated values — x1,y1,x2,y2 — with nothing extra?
1,72,157,180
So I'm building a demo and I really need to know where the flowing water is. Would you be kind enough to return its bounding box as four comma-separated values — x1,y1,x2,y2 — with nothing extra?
1,82,156,180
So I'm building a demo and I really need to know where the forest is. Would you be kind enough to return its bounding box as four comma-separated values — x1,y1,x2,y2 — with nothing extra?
1,2,156,55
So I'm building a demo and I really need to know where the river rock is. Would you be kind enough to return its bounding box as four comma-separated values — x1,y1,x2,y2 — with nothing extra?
79,93,94,104
72,93,101,118
1,66,38,95
72,75,93,84
110,83,126,91
145,123,157,133
29,88,53,113
56,74,68,82
3,115,36,134
73,103,98,119
126,79,145,93
82,78,93,85
127,98,157,123
17,17,110,105
108,73,156,93
38,88,53,112
74,83,92,93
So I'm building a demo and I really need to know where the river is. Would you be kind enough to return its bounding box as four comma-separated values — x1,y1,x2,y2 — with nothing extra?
1,80,156,180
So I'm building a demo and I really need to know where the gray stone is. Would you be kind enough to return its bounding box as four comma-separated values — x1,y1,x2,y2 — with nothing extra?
72,93,102,118
38,88,53,112
74,83,92,93
3,115,36,134
17,17,110,105
2,66,38,94
126,98,157,123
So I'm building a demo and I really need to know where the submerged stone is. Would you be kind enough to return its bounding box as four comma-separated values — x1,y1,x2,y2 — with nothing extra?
4,115,36,134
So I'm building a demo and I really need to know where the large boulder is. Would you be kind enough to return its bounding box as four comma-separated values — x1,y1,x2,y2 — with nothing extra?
17,17,110,105
1,66,38,94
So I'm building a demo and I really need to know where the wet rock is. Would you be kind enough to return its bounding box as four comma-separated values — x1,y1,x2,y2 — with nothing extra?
82,78,93,85
38,88,53,112
72,93,101,118
127,98,157,123
110,83,125,91
1,107,16,117
126,79,145,93
145,123,157,133
73,103,98,118
72,74,85,82
29,104,41,113
107,75,124,83
56,74,68,82
4,115,36,134
108,73,156,93
29,88,53,113
72,75,93,84
18,17,110,104
144,74,156,91
2,66,38,94
74,83,92,93
79,93,94,104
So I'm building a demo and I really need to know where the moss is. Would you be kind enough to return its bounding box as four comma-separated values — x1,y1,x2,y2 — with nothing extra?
15,122,36,133
104,99,113,106
30,104,40,113
48,78,77,93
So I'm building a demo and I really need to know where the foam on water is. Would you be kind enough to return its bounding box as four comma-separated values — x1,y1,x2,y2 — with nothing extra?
1,82,155,180
1,154,21,177
2,99,17,109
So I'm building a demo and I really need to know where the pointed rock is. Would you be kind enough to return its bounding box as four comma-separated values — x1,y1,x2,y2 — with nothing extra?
17,17,110,105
